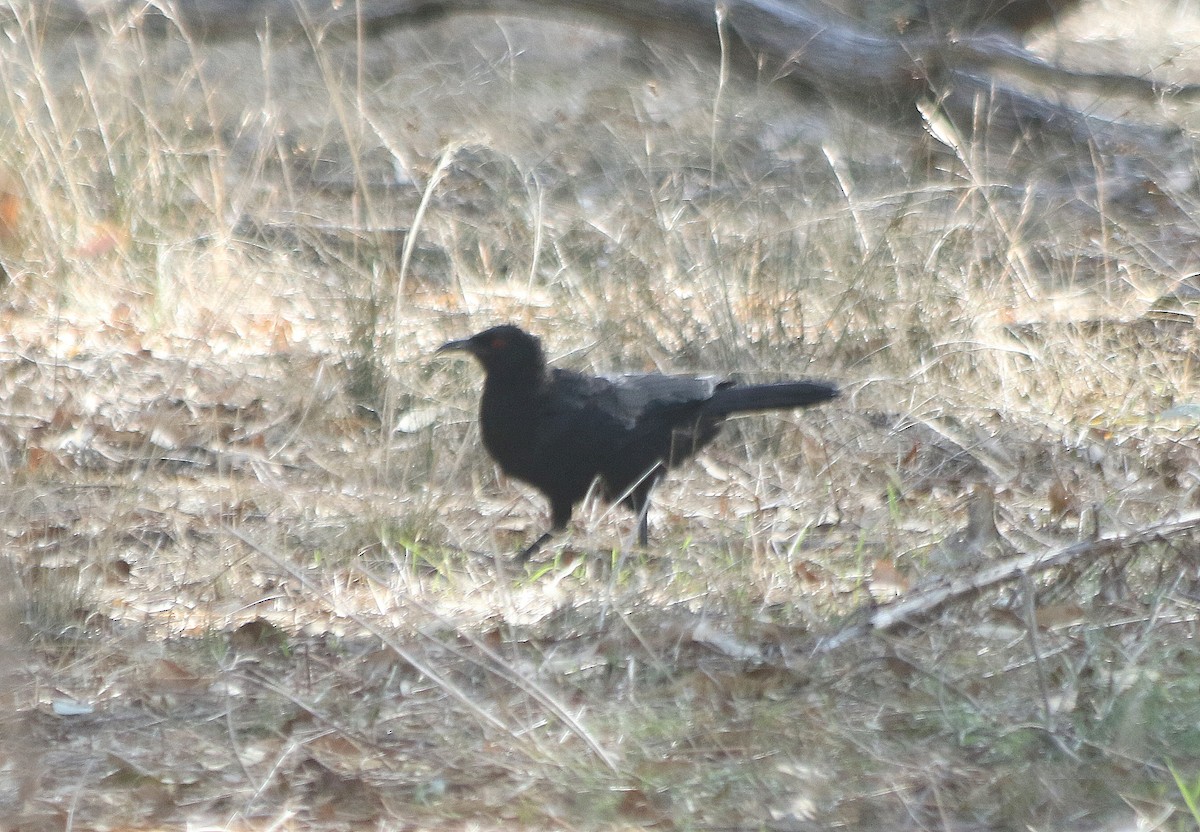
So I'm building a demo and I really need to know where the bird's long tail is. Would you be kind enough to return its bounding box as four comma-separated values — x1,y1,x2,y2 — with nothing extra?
704,381,838,415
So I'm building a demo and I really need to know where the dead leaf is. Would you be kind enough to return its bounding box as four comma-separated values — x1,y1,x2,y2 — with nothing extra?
105,558,133,583
301,758,384,824
973,609,1025,640
0,165,24,249
230,618,287,650
869,558,909,597
24,446,62,473
1034,603,1087,630
691,620,764,661
616,787,673,827
306,733,364,762
146,659,209,694
793,559,825,586
74,220,129,259
1048,478,1075,516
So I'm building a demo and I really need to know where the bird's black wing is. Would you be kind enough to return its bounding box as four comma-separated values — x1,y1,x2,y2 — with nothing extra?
520,371,718,494
473,368,628,525
579,373,730,501
496,369,642,502
606,373,725,420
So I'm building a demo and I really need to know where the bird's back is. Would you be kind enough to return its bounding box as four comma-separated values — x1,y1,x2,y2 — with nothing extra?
481,368,726,500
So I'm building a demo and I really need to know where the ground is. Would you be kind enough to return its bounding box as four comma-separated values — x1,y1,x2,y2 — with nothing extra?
1,1,1200,829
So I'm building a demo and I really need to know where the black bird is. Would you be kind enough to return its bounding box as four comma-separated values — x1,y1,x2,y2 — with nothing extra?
438,324,838,559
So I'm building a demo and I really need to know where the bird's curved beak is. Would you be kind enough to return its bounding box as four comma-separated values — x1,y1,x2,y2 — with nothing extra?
436,337,473,355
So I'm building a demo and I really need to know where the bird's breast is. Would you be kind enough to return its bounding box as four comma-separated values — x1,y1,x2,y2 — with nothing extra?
478,386,541,470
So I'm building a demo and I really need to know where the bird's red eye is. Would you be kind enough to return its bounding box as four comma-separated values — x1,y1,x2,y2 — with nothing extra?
490,336,507,350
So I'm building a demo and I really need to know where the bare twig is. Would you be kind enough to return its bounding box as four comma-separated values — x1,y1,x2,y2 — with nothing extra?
816,512,1200,653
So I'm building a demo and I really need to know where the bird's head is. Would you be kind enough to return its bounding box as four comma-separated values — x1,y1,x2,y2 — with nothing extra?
436,324,546,378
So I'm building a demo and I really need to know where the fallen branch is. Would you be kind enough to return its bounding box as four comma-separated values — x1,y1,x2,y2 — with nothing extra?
815,511,1200,653
7,0,1196,156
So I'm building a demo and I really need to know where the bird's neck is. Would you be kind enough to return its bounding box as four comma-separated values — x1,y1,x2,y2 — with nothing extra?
478,365,547,468
481,363,547,402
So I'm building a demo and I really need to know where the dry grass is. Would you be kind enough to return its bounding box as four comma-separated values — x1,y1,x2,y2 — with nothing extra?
1,2,1199,829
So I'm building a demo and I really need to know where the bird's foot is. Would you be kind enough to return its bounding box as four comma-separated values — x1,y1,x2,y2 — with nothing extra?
516,530,556,562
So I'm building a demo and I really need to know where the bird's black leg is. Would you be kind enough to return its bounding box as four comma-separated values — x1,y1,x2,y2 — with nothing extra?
517,530,554,562
629,482,655,547
517,499,574,562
